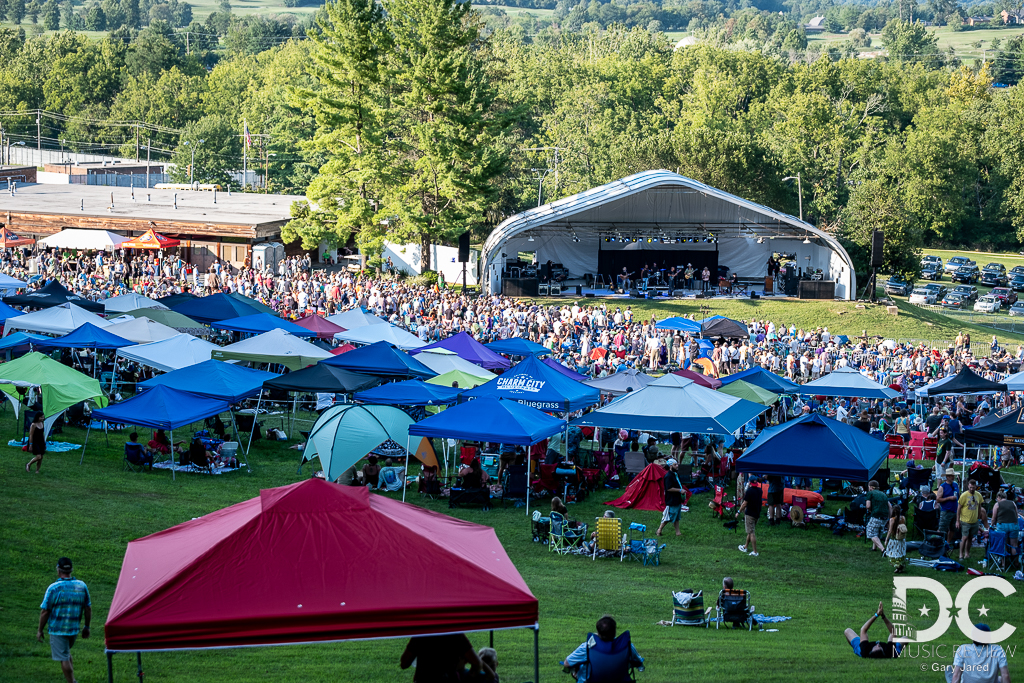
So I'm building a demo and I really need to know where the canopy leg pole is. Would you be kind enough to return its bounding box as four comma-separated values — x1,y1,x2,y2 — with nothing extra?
230,410,248,472
170,428,175,482
107,651,114,683
79,424,91,465
534,624,540,683
489,630,493,648
246,390,262,456
403,434,410,502
526,441,531,517
136,651,143,682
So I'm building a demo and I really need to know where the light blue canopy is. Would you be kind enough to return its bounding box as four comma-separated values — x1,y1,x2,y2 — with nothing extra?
655,317,701,333
720,367,801,394
0,331,48,352
93,385,231,430
301,404,413,481
138,359,278,403
800,366,900,399
484,338,551,357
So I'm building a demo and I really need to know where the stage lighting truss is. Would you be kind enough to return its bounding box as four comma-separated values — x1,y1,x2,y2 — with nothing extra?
601,231,718,244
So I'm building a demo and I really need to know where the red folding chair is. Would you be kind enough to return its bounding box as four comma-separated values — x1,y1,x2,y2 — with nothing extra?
885,435,906,459
710,485,735,518
791,495,809,518
922,437,938,461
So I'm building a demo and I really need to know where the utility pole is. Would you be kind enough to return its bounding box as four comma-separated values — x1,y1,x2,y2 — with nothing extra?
145,138,151,189
185,31,190,56
135,123,140,161
0,126,5,165
36,109,41,154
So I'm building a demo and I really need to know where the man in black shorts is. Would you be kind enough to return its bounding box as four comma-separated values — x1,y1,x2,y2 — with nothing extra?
765,475,784,526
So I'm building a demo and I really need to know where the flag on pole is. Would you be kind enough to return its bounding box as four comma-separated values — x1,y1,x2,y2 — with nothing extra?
243,120,252,150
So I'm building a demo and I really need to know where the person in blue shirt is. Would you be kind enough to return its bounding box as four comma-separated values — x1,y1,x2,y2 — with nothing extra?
38,557,91,683
562,616,643,682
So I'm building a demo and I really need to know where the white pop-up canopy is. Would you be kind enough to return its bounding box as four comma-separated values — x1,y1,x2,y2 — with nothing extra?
117,334,219,372
335,323,426,351
38,229,129,250
4,303,111,337
103,293,168,314
413,348,496,380
326,308,387,330
104,316,180,344
211,328,332,371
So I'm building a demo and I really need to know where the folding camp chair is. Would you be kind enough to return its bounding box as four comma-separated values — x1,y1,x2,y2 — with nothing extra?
671,590,708,627
913,507,939,540
502,464,529,508
886,435,906,459
922,437,938,461
583,631,637,683
906,467,932,495
623,452,646,482
917,529,952,560
710,485,736,519
122,442,150,473
713,589,756,631
790,495,809,522
550,512,585,555
625,522,665,566
985,530,1015,576
591,516,626,561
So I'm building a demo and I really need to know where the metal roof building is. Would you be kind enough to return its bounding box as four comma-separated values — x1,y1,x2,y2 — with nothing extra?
482,170,856,300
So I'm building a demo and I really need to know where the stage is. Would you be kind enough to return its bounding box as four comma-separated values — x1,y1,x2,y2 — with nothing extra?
521,277,789,301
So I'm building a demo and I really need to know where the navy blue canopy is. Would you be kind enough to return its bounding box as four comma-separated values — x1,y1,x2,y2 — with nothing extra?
484,337,551,357
92,385,230,430
138,359,278,403
354,379,462,406
409,397,564,445
210,313,316,338
171,293,262,324
157,292,198,309
735,412,888,481
322,340,435,379
33,323,134,349
462,354,599,412
719,367,800,394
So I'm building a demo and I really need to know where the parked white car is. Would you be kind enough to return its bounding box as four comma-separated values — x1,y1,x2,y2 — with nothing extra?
974,296,1000,313
909,288,936,305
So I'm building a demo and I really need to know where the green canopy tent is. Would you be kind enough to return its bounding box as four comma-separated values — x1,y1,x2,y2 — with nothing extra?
718,379,780,406
425,369,491,390
301,404,414,482
0,352,108,436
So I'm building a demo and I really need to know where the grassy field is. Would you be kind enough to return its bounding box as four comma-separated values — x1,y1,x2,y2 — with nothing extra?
931,24,1024,53
525,295,1024,344
3,410,1022,683
480,4,555,16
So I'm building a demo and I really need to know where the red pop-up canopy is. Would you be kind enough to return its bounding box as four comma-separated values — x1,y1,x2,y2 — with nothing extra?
105,479,537,653
122,229,180,249
0,226,34,248
293,313,345,340
605,462,667,511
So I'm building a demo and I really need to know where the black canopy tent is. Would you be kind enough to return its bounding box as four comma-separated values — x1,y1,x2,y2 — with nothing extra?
3,280,105,312
926,367,1007,396
156,292,198,308
701,317,749,339
963,405,1024,447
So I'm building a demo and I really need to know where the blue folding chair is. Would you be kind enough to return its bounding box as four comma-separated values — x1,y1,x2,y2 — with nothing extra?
585,631,637,683
985,530,1013,576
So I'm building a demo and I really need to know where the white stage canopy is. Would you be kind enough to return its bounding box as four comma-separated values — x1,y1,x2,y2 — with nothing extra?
482,170,857,300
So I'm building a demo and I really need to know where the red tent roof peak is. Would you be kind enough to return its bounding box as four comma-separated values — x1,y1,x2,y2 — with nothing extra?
260,479,369,513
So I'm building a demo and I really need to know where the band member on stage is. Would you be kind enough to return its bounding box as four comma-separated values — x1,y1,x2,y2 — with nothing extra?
684,264,695,290
618,267,632,291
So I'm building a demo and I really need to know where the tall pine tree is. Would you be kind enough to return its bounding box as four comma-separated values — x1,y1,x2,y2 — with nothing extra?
378,0,509,270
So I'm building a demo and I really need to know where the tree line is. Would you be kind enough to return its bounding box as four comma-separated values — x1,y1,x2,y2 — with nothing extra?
0,8,1023,281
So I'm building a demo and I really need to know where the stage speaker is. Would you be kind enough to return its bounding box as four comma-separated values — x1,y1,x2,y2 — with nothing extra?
629,289,640,298
458,232,470,263
750,291,759,300
798,280,835,300
671,289,684,297
549,283,562,295
538,283,549,296
584,292,595,298
575,285,582,296
870,230,884,268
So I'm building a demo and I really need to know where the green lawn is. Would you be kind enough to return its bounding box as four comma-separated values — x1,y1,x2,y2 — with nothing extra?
2,410,1022,682
930,24,1024,53
478,4,555,16
536,296,1024,344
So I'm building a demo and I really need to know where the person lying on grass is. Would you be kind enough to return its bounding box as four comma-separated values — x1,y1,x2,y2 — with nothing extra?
844,602,904,659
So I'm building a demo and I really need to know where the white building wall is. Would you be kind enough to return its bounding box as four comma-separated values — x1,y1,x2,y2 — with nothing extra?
383,241,479,285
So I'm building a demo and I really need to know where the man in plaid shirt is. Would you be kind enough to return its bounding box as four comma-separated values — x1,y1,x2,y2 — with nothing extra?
38,557,91,683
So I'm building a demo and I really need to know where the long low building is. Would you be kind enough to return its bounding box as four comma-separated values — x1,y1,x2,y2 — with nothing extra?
0,183,304,270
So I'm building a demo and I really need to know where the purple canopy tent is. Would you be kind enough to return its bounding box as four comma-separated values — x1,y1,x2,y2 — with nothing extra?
542,357,588,381
409,331,510,370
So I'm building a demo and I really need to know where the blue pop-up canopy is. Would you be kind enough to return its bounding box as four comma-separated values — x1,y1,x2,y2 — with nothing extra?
172,293,262,324
542,357,588,381
461,354,599,412
410,331,510,370
33,323,134,350
655,317,701,333
484,337,551,357
211,313,316,338
322,340,435,379
0,300,23,322
720,367,800,393
138,359,278,403
93,385,231,430
801,366,900,399
410,397,564,445
735,412,888,481
0,331,47,352
354,379,462,406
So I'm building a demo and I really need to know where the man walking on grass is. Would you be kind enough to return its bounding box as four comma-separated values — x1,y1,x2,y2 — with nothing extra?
38,557,91,683
735,475,761,557
657,458,685,537
864,480,891,552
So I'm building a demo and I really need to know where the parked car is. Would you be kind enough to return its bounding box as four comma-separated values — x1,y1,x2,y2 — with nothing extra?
923,283,948,299
920,263,943,280
909,287,937,305
991,286,1017,307
951,285,979,302
983,262,1006,275
1010,265,1024,276
974,296,1000,313
952,265,980,284
1010,274,1024,292
941,293,968,309
921,255,943,268
1010,301,1024,317
883,274,913,296
980,270,1008,287
945,256,971,273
